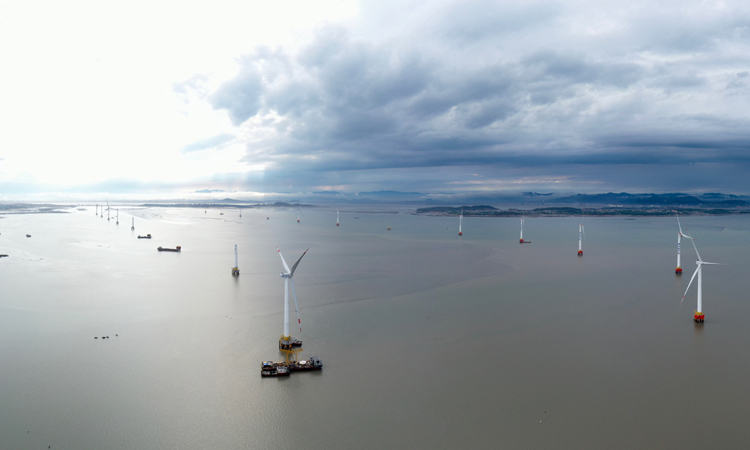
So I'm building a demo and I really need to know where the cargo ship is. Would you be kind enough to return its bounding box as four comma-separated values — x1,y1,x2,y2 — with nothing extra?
157,246,181,252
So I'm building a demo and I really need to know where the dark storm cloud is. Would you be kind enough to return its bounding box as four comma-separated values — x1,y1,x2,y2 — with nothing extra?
201,1,750,194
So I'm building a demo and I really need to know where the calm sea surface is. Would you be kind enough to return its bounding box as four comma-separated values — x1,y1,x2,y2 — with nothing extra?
2,206,750,449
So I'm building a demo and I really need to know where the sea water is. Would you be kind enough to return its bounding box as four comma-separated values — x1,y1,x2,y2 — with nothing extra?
1,206,750,449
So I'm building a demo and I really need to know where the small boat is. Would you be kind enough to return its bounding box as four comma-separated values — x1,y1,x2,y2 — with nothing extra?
261,361,290,377
26,234,31,238
0,254,8,258
157,246,181,252
138,234,152,239
289,356,323,372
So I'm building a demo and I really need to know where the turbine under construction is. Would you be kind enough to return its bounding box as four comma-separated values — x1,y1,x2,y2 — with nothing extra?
277,247,308,350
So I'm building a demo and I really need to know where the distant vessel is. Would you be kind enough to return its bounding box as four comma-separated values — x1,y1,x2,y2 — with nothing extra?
157,246,181,252
261,361,290,377
26,234,31,238
138,234,152,239
220,212,224,215
289,356,323,372
0,254,8,258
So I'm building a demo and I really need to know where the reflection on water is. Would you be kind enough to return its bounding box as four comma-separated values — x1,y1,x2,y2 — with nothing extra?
1,207,750,449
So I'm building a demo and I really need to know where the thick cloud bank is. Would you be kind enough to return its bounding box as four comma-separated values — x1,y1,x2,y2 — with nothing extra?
179,0,750,194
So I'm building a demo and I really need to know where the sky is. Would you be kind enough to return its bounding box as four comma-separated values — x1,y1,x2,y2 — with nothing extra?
1,0,750,201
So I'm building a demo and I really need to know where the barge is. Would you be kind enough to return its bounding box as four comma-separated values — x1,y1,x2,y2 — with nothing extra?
261,361,290,377
138,234,152,239
157,246,181,252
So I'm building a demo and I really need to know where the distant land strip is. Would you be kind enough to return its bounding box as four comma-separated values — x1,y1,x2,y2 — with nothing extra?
415,206,750,217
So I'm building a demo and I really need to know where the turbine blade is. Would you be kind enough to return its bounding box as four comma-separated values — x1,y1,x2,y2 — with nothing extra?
290,248,309,275
291,278,302,334
689,235,702,262
681,265,700,305
676,214,683,234
277,246,290,273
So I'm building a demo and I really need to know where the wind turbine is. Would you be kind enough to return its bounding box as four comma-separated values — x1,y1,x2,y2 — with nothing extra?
239,208,242,218
95,203,98,215
106,200,110,221
297,205,301,223
277,247,308,350
458,209,463,236
519,214,525,243
116,209,119,225
578,221,585,256
131,217,135,231
675,214,692,275
336,210,340,227
232,245,240,276
681,236,718,323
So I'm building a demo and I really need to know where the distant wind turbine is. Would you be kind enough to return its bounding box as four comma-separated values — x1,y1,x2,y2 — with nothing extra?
336,210,340,227
458,210,463,236
232,245,239,276
519,214,525,243
578,221,584,256
675,214,692,275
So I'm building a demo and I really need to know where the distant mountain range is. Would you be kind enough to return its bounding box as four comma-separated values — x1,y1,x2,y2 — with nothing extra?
551,192,749,207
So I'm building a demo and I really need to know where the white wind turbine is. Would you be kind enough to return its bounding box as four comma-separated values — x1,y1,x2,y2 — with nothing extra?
95,203,98,215
519,214,525,243
578,220,585,256
106,200,110,221
131,217,135,231
458,210,463,236
116,209,119,225
277,246,308,350
675,214,692,275
232,245,239,276
297,205,301,223
680,236,718,323
336,210,340,227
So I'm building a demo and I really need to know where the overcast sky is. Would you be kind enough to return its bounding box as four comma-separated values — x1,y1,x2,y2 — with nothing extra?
2,0,750,200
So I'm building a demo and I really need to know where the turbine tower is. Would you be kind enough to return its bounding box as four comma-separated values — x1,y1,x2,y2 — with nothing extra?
336,210,340,227
519,215,525,243
675,214,692,274
116,209,119,225
458,210,463,236
277,247,308,351
106,200,110,221
232,245,240,276
131,217,135,231
578,222,584,256
297,205,301,223
95,203,98,215
681,236,718,323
